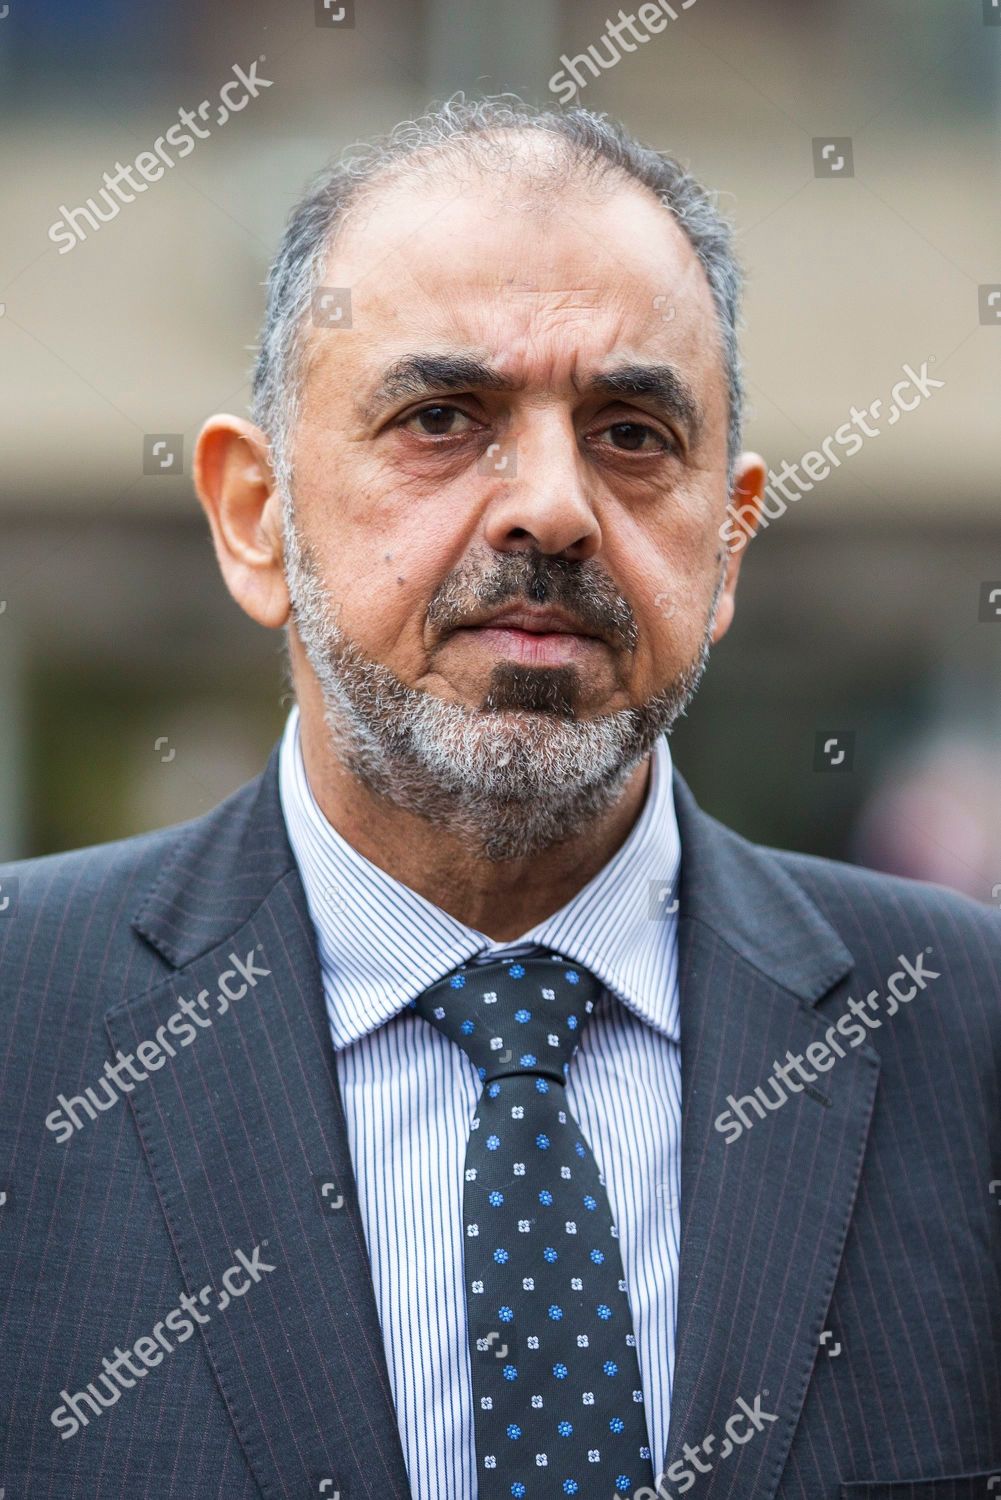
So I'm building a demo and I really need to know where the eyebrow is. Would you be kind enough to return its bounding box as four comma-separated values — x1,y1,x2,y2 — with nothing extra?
588,364,704,444
362,352,704,442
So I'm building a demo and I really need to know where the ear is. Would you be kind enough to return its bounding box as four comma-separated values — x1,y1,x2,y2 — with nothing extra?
193,415,290,629
710,451,766,644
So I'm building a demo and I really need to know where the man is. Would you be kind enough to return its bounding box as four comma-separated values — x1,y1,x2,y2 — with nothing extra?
1,97,998,1499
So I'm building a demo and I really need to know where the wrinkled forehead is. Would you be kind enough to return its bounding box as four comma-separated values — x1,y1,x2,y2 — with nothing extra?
299,153,725,409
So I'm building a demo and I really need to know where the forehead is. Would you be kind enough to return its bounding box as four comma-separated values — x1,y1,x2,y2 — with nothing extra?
303,157,724,397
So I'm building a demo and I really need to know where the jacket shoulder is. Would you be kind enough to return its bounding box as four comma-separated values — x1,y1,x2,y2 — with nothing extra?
768,842,1001,979
0,769,267,989
0,820,179,966
772,841,998,926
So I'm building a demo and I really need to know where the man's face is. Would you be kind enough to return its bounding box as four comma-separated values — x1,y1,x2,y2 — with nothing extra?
278,154,746,853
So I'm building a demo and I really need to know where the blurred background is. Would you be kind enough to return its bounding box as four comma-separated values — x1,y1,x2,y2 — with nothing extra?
1,0,999,903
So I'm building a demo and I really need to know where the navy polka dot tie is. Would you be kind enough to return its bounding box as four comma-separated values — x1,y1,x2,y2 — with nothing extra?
413,951,656,1500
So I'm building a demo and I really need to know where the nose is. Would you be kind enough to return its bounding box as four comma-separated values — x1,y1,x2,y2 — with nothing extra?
480,414,602,562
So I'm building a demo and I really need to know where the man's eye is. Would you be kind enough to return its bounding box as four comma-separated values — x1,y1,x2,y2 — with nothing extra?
402,404,477,436
595,421,671,453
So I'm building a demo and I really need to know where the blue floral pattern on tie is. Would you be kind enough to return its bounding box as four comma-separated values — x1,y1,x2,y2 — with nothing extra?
414,952,654,1500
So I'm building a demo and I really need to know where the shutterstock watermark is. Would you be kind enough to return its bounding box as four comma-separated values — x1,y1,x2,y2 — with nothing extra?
721,360,945,555
549,2,697,104
44,947,271,1143
49,1241,277,1440
630,1391,778,1497
47,59,273,255
715,950,941,1145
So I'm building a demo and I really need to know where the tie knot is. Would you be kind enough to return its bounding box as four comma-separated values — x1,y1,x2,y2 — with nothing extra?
413,952,602,1085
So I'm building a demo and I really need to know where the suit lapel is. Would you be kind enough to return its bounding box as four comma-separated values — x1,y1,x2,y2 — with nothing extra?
105,746,411,1500
662,775,880,1496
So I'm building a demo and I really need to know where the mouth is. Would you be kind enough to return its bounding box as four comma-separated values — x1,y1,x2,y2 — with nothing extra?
451,606,607,667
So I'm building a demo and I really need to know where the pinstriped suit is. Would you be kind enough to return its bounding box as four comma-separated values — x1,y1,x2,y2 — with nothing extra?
0,740,999,1498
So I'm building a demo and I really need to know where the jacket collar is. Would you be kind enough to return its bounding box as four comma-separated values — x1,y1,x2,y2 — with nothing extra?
113,740,412,1500
664,775,877,1496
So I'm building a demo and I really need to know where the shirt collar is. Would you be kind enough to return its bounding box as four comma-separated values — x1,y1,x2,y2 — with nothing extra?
278,704,681,1049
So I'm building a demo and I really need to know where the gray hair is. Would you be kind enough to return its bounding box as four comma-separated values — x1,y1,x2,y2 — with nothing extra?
251,93,745,501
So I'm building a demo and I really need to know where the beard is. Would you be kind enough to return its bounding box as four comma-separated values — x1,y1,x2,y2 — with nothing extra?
283,506,721,862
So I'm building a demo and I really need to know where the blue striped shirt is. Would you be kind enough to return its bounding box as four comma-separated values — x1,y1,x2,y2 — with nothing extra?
277,705,682,1497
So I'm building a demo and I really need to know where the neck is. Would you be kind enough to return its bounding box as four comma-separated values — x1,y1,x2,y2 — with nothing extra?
295,697,653,943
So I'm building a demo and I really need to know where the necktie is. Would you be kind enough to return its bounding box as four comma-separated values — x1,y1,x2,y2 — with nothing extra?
413,951,656,1500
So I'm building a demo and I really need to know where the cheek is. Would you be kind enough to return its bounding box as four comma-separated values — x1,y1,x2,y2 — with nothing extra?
312,521,454,667
291,444,457,657
611,518,722,675
330,551,425,658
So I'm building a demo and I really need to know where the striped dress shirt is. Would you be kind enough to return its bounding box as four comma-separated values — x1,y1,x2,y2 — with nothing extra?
277,704,683,1498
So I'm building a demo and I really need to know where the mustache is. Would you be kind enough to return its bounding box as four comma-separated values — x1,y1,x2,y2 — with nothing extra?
425,549,639,652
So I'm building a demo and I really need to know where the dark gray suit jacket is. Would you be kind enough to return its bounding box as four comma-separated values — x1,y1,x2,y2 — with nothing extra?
1,743,999,1498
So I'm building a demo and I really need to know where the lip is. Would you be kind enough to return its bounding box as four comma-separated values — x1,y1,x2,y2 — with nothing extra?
461,606,602,639
453,608,605,667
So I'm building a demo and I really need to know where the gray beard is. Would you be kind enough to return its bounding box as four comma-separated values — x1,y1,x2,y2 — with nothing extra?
284,511,720,862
